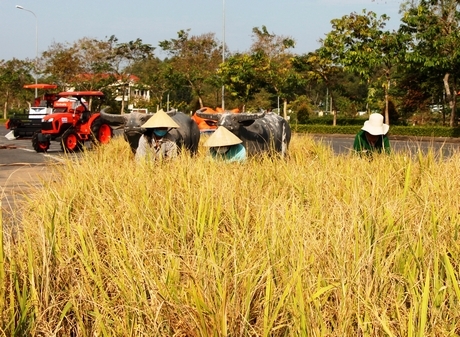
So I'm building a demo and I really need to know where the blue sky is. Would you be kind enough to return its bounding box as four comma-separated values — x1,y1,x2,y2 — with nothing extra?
0,0,402,62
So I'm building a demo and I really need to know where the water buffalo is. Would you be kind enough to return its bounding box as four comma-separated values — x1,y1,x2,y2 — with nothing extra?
195,109,291,156
100,109,200,154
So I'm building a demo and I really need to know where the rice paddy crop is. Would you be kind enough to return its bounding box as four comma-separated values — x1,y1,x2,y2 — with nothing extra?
1,134,460,336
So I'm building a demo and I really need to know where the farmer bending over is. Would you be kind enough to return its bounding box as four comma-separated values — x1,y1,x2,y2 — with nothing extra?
353,113,390,155
204,126,247,163
136,110,180,161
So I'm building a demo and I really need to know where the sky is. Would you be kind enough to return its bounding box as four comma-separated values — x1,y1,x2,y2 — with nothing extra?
0,0,402,62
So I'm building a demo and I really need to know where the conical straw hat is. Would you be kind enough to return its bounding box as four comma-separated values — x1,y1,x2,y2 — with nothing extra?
204,126,242,147
141,109,180,128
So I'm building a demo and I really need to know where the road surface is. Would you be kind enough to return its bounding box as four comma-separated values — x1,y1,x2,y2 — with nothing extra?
312,133,460,157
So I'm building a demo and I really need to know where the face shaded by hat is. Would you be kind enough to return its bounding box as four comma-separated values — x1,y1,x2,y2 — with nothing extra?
362,113,389,136
141,109,180,129
203,126,243,147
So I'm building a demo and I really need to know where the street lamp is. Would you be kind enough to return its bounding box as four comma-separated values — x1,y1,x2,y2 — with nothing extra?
16,5,38,97
222,0,225,110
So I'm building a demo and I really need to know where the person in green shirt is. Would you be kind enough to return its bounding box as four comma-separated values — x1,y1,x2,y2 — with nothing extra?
353,113,390,155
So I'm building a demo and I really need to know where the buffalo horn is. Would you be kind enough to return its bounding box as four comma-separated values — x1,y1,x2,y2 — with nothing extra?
236,111,265,121
100,106,112,113
99,110,128,126
195,109,220,120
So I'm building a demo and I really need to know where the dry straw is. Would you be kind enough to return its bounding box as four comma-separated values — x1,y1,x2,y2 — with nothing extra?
1,134,460,336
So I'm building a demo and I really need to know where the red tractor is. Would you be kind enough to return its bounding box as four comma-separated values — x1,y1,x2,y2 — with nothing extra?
32,91,113,152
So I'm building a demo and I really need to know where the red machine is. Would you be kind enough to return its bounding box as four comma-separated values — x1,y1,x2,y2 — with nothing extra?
5,84,60,138
191,107,240,134
32,91,113,152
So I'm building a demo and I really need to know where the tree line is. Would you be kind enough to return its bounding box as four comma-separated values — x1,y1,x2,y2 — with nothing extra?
1,0,459,127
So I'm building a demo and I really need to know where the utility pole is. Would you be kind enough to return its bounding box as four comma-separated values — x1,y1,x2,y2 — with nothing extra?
221,0,225,110
16,5,38,97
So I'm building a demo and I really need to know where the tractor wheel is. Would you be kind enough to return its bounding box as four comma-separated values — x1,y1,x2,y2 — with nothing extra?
91,118,113,145
32,132,50,153
61,129,83,153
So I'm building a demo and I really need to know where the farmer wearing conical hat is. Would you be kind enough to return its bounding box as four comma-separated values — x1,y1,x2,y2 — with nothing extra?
135,109,180,161
203,126,247,162
353,113,390,155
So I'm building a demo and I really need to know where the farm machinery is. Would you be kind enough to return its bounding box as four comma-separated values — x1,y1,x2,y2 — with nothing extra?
191,107,240,134
5,84,61,138
5,83,86,139
32,91,113,152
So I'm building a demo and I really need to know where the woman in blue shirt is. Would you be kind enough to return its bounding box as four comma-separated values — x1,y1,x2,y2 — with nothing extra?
204,126,247,162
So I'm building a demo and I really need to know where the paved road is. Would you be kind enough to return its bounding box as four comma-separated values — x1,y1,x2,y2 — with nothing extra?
0,127,62,228
312,133,460,157
0,128,80,165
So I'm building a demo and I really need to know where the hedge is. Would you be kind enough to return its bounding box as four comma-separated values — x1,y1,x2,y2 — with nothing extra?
302,116,367,126
293,124,460,138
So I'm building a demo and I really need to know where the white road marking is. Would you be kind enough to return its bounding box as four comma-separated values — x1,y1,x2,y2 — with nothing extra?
17,147,66,163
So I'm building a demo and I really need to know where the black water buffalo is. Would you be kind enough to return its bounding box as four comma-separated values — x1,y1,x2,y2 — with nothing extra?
196,109,291,156
100,109,200,154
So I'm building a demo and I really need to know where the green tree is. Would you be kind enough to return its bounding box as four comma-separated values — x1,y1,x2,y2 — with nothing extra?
159,29,222,109
392,56,440,124
218,52,264,109
250,26,300,118
72,37,115,92
106,36,155,114
399,0,460,126
128,57,176,111
322,10,403,124
41,37,114,92
0,59,34,119
293,50,344,125
290,95,314,124
41,41,82,91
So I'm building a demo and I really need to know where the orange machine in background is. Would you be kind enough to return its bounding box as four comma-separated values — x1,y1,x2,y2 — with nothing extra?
191,107,240,134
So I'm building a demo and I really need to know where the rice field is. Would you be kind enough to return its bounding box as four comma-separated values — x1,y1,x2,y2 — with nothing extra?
1,134,460,336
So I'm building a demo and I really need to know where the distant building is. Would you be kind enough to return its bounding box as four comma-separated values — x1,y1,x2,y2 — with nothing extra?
74,73,151,103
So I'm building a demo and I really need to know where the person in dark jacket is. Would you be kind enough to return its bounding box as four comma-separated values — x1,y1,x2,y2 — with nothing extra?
353,113,390,155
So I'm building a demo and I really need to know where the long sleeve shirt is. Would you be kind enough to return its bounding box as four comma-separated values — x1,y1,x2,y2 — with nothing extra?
353,130,390,155
135,135,178,161
209,143,247,162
